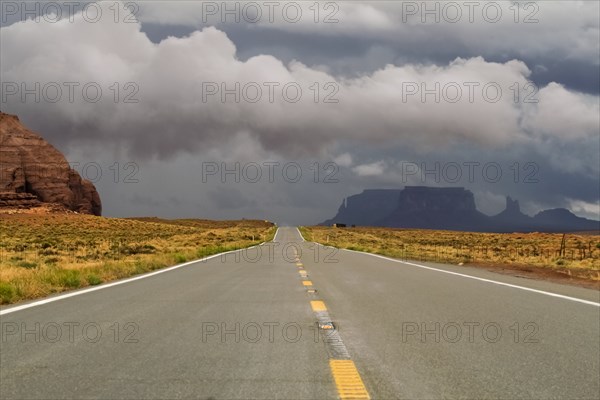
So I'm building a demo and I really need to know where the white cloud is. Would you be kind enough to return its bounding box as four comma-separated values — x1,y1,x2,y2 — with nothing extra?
333,153,353,167
473,190,508,216
352,160,386,176
568,199,600,219
2,1,596,223
522,83,600,139
136,1,599,65
0,1,597,168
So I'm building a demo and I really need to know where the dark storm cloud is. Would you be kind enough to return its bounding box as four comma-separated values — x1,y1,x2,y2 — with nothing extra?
334,139,600,216
207,187,257,209
141,18,599,95
4,13,594,160
1,1,598,222
136,1,599,94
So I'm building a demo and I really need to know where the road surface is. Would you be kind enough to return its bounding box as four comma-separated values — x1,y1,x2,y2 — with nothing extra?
1,227,599,399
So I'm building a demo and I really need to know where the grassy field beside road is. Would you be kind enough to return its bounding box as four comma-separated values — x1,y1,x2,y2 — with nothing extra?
300,226,600,283
0,215,275,304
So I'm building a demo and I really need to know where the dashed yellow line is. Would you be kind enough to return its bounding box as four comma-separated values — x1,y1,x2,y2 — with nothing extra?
296,262,303,266
300,272,369,399
310,300,327,312
329,360,370,400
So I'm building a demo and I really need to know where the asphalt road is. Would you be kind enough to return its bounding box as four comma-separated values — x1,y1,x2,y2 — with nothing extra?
1,227,599,399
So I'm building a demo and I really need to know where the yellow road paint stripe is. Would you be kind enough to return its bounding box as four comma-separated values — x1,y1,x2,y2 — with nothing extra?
310,300,327,312
329,360,370,400
296,262,303,266
302,280,313,286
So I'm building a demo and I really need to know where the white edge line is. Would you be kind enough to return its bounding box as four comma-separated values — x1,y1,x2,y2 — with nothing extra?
0,228,280,316
273,226,282,242
311,241,600,307
296,227,306,242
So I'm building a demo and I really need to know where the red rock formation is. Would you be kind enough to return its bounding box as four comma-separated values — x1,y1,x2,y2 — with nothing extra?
0,112,101,215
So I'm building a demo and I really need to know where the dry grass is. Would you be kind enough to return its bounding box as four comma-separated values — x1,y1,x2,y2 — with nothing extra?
0,214,275,304
300,226,600,281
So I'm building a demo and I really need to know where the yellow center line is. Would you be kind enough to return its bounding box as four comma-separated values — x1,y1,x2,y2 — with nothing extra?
310,300,327,312
296,262,303,266
302,280,313,286
329,360,370,400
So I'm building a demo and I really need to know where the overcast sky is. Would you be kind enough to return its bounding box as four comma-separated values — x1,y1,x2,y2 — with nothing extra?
1,1,599,224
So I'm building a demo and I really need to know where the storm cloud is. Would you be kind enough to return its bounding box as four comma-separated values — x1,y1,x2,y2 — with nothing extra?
0,1,598,223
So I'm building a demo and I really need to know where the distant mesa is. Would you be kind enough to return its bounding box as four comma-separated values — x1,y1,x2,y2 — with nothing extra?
322,186,599,233
0,112,101,215
322,189,402,227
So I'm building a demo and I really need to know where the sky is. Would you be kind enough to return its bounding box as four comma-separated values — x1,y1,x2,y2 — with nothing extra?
1,0,599,224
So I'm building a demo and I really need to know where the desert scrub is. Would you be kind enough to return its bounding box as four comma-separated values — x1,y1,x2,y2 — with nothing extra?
174,253,188,263
303,226,600,281
298,227,313,241
0,215,275,304
17,261,38,269
0,282,17,303
86,273,103,286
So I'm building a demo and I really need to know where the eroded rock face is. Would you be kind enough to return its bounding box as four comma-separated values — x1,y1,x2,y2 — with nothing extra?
321,189,403,227
396,186,477,213
383,186,488,230
0,112,101,215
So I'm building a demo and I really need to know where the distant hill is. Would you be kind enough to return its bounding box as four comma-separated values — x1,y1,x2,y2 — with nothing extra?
321,186,599,233
532,208,599,232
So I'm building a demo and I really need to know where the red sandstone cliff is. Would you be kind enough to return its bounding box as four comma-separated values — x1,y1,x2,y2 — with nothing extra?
0,112,101,215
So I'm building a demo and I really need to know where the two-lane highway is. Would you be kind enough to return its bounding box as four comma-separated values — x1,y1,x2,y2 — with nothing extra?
1,228,337,399
303,235,600,399
1,227,599,399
